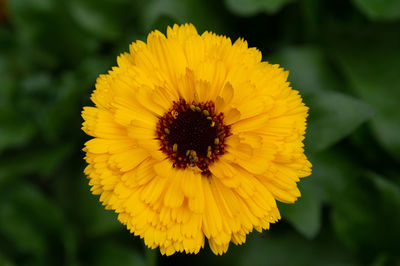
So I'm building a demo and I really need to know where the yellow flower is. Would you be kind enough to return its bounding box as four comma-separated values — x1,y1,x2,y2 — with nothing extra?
82,23,311,255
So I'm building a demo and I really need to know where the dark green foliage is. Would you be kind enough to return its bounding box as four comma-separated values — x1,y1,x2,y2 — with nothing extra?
0,0,399,265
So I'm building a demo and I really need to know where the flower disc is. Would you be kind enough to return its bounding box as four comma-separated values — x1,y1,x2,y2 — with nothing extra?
82,23,312,255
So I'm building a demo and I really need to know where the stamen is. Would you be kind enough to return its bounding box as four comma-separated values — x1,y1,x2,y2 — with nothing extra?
173,143,178,152
164,128,170,134
203,110,210,116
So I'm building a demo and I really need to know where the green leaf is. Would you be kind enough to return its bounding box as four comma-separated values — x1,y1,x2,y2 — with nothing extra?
13,185,64,231
0,107,36,153
278,179,322,238
75,177,123,236
0,36,17,110
331,26,400,160
368,173,400,219
352,0,400,21
68,0,130,40
0,204,47,256
238,231,354,266
145,248,158,266
0,120,35,153
225,0,295,16
0,183,69,264
269,47,342,96
307,149,357,202
306,91,374,152
61,225,79,266
89,242,147,266
9,0,97,68
140,0,226,33
0,184,62,256
0,253,16,266
0,144,73,187
331,173,400,260
270,47,374,152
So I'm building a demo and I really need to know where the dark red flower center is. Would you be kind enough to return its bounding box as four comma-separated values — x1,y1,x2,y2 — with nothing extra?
156,99,231,176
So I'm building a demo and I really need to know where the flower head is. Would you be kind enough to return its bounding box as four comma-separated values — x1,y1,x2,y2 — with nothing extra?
82,24,311,255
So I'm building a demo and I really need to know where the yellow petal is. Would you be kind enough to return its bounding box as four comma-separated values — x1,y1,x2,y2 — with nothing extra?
110,149,149,172
164,175,184,208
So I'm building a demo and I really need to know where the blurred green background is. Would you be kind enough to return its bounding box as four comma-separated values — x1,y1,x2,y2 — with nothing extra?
1,0,400,265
